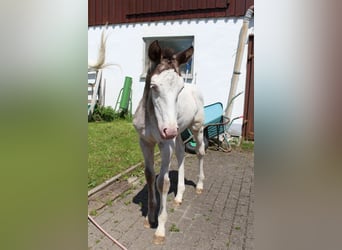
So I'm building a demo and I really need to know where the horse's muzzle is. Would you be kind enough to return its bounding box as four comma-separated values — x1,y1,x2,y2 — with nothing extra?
161,127,178,140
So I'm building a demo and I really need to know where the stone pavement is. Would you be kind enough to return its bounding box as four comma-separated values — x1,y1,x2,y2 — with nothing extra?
88,149,254,250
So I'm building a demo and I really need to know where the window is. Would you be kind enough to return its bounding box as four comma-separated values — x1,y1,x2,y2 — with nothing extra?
142,36,194,79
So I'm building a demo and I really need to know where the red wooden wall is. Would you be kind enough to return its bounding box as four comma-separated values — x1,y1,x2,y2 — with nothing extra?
89,0,254,26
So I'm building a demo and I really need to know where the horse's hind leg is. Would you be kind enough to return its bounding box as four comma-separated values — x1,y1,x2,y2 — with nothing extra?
174,135,185,206
192,126,205,194
139,139,157,228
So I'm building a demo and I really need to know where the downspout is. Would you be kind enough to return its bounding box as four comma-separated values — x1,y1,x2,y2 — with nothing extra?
224,5,254,119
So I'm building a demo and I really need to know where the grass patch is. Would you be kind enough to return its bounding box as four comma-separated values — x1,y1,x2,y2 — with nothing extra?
89,210,97,216
124,200,131,206
228,137,254,151
169,223,180,232
240,140,254,151
106,200,113,206
120,188,133,199
88,119,143,189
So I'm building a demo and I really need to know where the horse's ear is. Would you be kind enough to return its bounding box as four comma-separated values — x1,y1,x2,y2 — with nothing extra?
148,40,162,62
175,46,194,65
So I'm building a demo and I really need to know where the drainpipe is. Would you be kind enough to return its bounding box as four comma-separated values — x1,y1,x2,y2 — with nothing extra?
224,5,254,119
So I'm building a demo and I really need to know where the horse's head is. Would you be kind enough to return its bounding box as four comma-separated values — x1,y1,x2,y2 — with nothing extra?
147,40,193,140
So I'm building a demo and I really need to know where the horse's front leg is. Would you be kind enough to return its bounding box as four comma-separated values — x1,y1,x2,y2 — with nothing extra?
153,140,174,245
139,139,157,228
174,135,185,206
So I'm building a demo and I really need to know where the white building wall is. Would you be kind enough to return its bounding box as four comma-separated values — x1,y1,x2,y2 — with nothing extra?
88,17,254,134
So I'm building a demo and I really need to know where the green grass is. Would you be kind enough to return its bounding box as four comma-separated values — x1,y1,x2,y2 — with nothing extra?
169,223,180,232
240,140,254,151
89,210,97,216
88,119,143,189
124,200,131,206
228,137,254,151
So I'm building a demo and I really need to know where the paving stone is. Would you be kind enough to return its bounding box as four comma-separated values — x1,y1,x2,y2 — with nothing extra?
88,150,254,249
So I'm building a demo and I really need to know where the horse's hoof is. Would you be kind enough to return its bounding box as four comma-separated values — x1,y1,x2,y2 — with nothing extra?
196,188,203,194
144,219,151,228
153,235,166,245
173,199,182,207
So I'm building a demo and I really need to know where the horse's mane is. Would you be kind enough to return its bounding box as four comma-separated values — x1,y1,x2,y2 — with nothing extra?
161,48,175,61
143,46,177,102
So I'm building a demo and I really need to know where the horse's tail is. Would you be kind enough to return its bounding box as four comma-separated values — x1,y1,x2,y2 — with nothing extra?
88,24,108,70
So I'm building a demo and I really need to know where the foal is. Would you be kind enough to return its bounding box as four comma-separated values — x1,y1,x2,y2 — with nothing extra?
133,40,205,244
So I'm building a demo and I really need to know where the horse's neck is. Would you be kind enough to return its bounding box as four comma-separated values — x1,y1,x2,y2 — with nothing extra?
144,91,156,121
135,85,155,124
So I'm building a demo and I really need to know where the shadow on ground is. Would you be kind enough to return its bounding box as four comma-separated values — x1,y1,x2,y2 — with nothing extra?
132,170,196,220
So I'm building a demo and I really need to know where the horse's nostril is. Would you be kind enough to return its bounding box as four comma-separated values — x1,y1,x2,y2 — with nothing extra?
161,127,178,139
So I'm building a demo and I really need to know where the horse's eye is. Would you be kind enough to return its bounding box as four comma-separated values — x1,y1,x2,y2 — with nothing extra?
150,84,158,92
